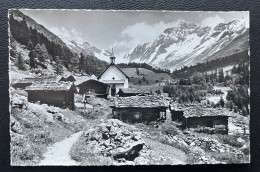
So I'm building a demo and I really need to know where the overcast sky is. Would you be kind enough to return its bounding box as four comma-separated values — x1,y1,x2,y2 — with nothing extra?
20,10,248,57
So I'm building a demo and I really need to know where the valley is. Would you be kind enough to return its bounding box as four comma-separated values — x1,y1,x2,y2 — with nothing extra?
9,10,250,166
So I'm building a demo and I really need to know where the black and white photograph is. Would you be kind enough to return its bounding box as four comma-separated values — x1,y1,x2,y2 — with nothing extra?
9,9,250,166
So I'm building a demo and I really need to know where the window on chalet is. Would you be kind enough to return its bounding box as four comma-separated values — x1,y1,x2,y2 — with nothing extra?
134,113,141,120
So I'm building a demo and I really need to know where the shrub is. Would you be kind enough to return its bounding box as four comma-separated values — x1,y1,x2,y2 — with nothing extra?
186,155,200,164
84,112,100,120
160,121,180,136
241,147,250,155
11,132,43,164
210,152,249,164
159,136,190,154
218,135,244,148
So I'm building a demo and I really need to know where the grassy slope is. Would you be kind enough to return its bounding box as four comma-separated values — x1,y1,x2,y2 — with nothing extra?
10,89,91,165
121,68,172,85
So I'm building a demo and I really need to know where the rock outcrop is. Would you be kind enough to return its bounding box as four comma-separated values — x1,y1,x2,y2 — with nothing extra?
84,119,145,162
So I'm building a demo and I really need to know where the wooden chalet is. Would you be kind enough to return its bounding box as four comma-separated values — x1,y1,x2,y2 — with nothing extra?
118,88,149,97
170,105,232,134
25,81,77,109
78,79,110,98
110,95,168,124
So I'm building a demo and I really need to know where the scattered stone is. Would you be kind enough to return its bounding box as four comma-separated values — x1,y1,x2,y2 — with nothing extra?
237,137,246,145
124,161,135,165
134,157,149,165
84,119,145,162
10,116,23,134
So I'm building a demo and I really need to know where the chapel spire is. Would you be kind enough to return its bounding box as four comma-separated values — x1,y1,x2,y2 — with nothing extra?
110,48,116,64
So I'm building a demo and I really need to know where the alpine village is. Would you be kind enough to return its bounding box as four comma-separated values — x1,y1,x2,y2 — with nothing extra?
9,10,250,165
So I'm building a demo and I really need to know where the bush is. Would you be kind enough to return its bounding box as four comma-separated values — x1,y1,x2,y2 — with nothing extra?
83,112,100,120
159,136,190,154
160,121,180,136
11,132,43,164
210,152,249,164
241,147,250,155
218,135,244,148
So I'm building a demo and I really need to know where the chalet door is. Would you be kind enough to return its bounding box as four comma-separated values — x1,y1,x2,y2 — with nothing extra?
111,84,116,96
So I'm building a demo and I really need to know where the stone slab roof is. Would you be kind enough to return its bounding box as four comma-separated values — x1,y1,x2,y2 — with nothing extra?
111,95,168,108
25,81,76,92
12,76,59,84
183,107,233,118
119,88,149,94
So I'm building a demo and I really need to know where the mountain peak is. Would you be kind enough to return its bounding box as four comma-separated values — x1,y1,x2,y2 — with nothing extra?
124,18,249,71
178,21,197,29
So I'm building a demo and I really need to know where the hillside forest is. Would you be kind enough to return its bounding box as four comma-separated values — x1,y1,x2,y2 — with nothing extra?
9,12,108,77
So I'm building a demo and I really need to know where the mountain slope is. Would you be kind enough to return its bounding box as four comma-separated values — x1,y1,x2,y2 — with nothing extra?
123,19,249,71
9,10,108,76
58,35,111,62
11,10,67,46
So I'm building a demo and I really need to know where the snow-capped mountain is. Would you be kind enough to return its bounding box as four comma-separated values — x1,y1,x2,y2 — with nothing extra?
123,18,249,71
58,35,111,62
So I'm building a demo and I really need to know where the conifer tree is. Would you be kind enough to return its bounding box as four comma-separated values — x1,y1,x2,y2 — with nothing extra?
79,52,84,73
17,52,26,70
29,50,36,69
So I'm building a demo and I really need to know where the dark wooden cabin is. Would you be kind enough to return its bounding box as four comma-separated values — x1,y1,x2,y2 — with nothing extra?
118,88,149,97
25,82,77,110
110,95,168,124
78,79,110,98
170,105,232,134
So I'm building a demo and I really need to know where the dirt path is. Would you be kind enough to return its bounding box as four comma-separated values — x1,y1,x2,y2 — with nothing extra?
39,131,83,166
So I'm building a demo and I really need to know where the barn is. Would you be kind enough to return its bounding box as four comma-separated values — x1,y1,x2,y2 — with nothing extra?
25,82,77,109
118,88,149,97
78,79,110,98
170,105,232,134
110,95,168,124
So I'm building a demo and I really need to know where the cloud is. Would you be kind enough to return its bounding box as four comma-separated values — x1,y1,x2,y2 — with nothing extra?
201,15,225,27
50,27,84,44
111,21,178,56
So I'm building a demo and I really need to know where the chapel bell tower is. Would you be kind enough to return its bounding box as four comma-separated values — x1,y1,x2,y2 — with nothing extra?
110,48,116,64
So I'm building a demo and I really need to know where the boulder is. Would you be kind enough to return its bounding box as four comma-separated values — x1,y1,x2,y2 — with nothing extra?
109,126,122,136
54,113,64,121
98,123,110,133
132,132,142,141
10,116,23,134
237,137,246,145
110,140,145,160
124,161,135,165
134,157,149,165
102,133,110,140
93,105,101,112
